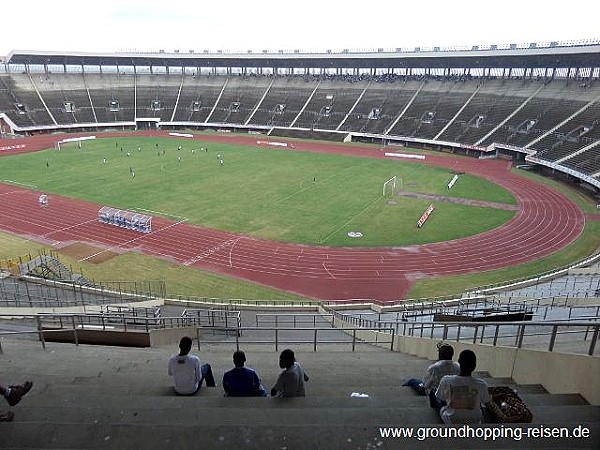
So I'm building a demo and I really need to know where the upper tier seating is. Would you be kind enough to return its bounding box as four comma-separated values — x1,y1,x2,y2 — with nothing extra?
2,73,600,179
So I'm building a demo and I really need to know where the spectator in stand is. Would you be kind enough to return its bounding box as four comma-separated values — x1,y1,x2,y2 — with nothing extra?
435,350,491,424
222,350,267,397
424,343,460,409
0,380,33,422
168,337,215,395
270,348,309,398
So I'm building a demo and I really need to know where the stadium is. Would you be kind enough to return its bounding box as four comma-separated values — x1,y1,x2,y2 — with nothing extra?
0,35,599,449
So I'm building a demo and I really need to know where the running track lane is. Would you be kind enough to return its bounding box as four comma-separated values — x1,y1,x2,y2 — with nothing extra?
0,133,586,302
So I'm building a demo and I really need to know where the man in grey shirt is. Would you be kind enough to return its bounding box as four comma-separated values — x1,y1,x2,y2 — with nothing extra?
271,349,309,398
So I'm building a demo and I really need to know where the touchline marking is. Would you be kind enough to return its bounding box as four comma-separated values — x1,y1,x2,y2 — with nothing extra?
134,207,188,221
79,219,187,262
1,180,37,189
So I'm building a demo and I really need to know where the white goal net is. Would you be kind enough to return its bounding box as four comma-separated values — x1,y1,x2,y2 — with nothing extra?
383,176,397,197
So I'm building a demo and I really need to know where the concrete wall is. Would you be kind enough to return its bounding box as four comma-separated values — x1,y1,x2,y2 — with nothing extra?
41,326,199,348
149,326,198,346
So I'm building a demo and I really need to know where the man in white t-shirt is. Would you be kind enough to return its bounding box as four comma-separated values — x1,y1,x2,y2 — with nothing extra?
168,337,215,395
424,344,460,409
435,349,490,424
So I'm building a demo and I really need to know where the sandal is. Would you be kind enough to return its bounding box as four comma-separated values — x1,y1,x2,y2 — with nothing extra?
0,411,14,422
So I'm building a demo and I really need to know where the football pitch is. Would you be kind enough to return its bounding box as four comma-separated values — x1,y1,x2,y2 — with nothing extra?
0,136,517,247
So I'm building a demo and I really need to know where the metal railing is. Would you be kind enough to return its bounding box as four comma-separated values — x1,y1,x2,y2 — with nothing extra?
182,308,241,336
172,295,318,308
196,326,395,352
0,276,162,308
335,310,599,355
36,312,197,332
0,314,395,354
255,313,334,328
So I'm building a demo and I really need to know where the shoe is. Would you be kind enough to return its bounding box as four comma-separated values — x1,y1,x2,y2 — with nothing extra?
0,411,14,422
5,381,32,407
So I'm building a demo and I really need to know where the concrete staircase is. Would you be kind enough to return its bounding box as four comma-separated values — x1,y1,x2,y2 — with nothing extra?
0,338,598,449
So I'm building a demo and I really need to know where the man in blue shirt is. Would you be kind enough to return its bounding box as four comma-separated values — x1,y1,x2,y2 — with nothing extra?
223,350,267,397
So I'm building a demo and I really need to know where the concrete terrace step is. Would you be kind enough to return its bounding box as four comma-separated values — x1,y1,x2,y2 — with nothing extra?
13,393,598,425
1,339,599,449
527,404,600,423
2,422,599,450
15,387,447,409
519,393,589,406
13,381,595,412
10,404,442,426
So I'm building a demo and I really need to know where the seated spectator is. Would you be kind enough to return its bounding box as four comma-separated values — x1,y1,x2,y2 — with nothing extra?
0,380,33,422
435,349,491,424
168,337,215,395
424,343,460,409
270,348,309,398
223,350,267,397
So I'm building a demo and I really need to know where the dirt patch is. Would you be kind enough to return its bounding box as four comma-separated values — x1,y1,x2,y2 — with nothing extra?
396,191,520,211
58,242,119,264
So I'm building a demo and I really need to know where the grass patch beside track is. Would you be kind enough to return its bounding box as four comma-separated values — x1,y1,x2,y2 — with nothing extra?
0,231,308,302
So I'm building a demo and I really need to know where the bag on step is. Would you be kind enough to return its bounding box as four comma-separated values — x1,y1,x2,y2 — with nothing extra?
486,386,533,423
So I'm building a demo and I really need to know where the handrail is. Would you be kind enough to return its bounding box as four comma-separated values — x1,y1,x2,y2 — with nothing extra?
173,295,319,308
0,321,396,353
195,326,396,352
255,313,334,328
335,309,600,356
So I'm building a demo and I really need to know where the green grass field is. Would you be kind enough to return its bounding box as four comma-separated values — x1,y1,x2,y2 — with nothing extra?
0,137,516,246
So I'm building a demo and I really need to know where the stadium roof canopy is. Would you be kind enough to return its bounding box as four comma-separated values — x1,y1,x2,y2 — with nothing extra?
4,41,600,71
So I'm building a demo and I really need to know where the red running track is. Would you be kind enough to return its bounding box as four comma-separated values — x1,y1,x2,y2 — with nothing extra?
0,132,586,302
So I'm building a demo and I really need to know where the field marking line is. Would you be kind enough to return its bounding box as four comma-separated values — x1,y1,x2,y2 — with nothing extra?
1,180,37,189
42,218,98,239
229,237,241,267
319,195,383,244
271,163,360,207
322,262,336,279
78,219,187,262
183,236,240,266
134,207,188,221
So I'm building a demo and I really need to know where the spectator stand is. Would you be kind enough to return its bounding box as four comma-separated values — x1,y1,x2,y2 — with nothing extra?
98,206,152,233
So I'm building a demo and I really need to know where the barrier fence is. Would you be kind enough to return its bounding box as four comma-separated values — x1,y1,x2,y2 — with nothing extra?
336,310,600,356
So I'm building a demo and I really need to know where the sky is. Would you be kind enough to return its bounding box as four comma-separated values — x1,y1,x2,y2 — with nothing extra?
1,0,599,56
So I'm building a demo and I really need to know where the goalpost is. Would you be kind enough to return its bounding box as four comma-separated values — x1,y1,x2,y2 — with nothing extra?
382,176,397,197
